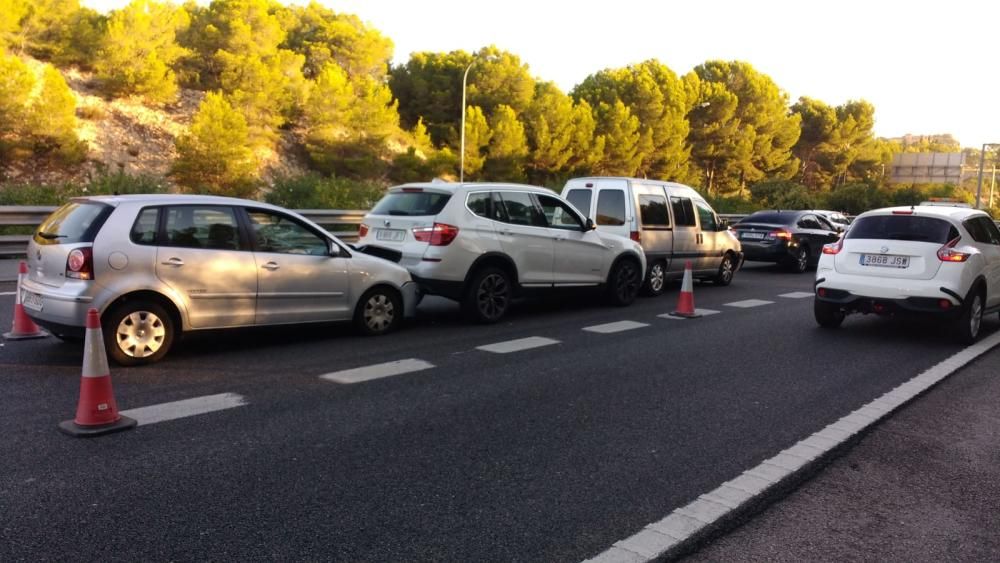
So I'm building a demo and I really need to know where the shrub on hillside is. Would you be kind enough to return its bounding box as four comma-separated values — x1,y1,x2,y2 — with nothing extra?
264,173,385,211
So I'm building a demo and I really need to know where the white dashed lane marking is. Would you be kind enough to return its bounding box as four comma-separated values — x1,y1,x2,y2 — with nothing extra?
724,299,775,308
583,321,650,334
477,336,559,354
320,358,435,384
659,308,720,319
778,292,814,299
0,291,16,296
120,393,247,426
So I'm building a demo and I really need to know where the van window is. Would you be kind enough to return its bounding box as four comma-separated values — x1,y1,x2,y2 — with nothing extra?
498,192,545,227
33,201,113,246
638,195,670,227
671,197,696,227
596,190,626,226
565,189,592,217
695,201,717,231
371,190,451,216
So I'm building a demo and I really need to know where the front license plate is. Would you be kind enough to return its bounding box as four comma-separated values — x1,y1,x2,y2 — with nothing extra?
741,232,765,240
21,290,43,311
376,229,405,242
860,254,909,268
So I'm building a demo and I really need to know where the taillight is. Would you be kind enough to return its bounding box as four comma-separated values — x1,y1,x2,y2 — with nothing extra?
937,236,970,262
358,223,369,238
412,223,459,246
766,229,792,241
629,231,641,243
66,247,94,280
822,237,844,255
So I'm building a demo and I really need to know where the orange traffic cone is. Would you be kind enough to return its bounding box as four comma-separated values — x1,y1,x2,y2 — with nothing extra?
4,261,48,340
58,308,136,437
670,261,701,318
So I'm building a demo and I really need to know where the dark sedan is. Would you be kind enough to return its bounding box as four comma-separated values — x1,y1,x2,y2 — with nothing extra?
732,210,841,273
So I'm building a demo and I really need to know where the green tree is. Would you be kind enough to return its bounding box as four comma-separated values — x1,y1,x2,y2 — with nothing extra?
0,0,29,51
27,65,85,162
592,100,642,176
483,104,528,182
461,105,490,179
466,46,535,117
791,97,885,189
14,0,101,66
172,91,258,197
686,77,748,193
282,2,393,80
523,81,578,182
94,0,190,104
0,53,34,157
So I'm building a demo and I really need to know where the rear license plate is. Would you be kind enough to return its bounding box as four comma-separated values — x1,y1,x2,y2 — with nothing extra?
741,232,765,240
376,229,405,242
860,254,909,268
21,290,43,311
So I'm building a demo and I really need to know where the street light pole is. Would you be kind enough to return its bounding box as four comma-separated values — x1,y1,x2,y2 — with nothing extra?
459,60,476,184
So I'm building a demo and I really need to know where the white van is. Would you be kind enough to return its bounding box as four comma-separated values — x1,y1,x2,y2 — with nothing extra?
562,177,743,295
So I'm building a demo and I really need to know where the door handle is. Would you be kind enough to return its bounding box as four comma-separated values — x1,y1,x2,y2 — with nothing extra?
161,257,184,266
261,261,280,271
500,229,514,236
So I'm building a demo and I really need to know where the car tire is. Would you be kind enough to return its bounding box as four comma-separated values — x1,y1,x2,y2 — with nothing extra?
462,266,512,324
642,260,667,297
103,300,175,366
814,299,845,328
714,253,736,286
953,288,984,345
354,286,403,336
606,258,641,307
787,246,809,273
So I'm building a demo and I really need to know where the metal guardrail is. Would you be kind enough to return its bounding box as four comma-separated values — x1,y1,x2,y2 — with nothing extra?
0,206,367,257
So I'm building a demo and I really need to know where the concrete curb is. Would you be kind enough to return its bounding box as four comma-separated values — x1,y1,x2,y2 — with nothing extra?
584,329,1000,563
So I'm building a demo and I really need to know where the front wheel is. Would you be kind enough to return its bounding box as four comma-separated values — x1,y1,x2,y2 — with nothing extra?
606,258,641,307
103,300,175,366
953,289,984,345
788,246,809,273
814,299,845,328
354,287,403,336
714,253,736,286
462,267,512,324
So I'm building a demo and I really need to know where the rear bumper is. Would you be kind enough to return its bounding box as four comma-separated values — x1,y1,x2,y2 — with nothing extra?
410,275,464,301
815,289,962,316
400,281,420,317
741,241,793,262
19,278,95,330
815,273,966,316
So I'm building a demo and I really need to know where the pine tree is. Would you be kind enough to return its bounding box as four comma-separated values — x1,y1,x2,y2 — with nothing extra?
172,92,258,197
27,65,85,162
484,104,528,182
461,105,490,179
0,0,28,52
593,100,642,176
0,53,34,157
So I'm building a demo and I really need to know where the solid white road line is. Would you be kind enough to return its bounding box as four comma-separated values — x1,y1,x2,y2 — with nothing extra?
120,393,247,426
583,321,650,334
320,358,434,384
477,336,559,354
581,329,1000,563
659,308,721,319
778,292,814,299
724,299,774,308
0,291,16,296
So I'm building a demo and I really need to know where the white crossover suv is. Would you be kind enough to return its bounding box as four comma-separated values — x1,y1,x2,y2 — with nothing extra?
356,182,646,323
814,205,1000,343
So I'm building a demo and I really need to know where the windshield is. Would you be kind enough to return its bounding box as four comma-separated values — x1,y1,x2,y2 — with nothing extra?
32,201,113,245
846,215,958,243
370,191,452,216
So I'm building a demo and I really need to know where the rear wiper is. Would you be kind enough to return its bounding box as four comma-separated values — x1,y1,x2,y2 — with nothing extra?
37,231,66,239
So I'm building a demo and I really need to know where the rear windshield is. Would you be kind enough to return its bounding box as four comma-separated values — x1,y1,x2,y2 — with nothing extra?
738,212,797,226
33,201,113,245
371,191,451,216
846,215,958,243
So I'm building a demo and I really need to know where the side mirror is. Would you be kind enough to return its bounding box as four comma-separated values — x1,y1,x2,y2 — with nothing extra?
330,240,349,257
717,219,729,232
585,218,596,231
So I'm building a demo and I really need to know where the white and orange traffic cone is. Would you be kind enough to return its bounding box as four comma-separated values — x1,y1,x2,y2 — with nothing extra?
58,308,136,437
669,261,701,318
4,261,48,340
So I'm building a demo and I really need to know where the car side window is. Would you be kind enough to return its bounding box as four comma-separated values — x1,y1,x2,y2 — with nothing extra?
980,217,1000,245
247,209,329,255
164,206,241,250
467,192,492,219
695,201,717,231
964,218,991,244
498,192,545,227
671,197,696,227
130,207,159,245
638,194,670,227
816,215,836,231
798,215,822,229
536,194,584,230
596,190,626,226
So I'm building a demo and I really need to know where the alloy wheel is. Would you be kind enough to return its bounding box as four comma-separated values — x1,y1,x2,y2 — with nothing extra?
477,273,509,321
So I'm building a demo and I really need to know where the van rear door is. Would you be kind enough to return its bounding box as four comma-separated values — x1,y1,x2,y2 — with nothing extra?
633,183,672,270
563,178,633,240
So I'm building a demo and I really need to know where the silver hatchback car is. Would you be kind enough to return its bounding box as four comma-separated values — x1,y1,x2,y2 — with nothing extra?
21,195,418,365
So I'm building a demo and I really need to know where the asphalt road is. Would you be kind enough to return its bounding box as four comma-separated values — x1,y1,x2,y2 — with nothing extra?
1,262,992,561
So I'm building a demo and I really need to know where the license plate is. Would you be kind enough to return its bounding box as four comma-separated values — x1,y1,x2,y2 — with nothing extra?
860,254,909,268
376,229,405,242
741,232,765,240
21,290,43,312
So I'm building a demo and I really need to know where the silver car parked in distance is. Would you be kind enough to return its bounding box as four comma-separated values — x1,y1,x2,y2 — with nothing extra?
21,194,418,365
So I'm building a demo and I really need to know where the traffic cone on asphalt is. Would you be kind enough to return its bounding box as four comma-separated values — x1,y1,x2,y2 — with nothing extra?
58,308,136,437
669,261,701,318
4,261,48,340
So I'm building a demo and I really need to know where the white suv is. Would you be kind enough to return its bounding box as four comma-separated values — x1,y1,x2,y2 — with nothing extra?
814,205,1000,343
357,182,646,323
